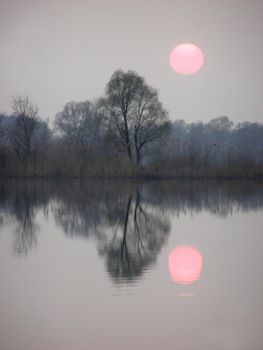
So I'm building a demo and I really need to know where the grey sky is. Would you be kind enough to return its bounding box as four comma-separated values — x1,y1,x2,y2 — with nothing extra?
0,0,263,124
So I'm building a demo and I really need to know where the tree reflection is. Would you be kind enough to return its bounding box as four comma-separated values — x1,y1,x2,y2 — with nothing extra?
13,195,38,256
97,192,170,282
0,181,47,256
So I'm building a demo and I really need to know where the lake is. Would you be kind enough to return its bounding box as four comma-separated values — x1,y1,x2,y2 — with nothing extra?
0,179,263,350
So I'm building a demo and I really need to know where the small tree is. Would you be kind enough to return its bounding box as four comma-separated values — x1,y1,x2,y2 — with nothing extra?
54,100,104,146
54,100,105,176
10,96,39,158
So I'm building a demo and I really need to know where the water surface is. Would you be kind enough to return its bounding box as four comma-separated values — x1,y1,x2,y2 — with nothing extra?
0,180,263,350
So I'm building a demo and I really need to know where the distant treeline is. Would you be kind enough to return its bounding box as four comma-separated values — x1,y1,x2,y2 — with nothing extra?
0,70,263,179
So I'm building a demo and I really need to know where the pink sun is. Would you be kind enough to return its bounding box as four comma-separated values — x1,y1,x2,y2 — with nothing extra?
169,43,204,75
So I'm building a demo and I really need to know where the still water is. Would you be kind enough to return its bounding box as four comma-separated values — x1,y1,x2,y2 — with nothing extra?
0,180,263,350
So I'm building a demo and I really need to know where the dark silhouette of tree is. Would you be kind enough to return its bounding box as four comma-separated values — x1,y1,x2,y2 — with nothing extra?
54,100,104,145
54,100,105,176
100,70,170,164
10,96,39,159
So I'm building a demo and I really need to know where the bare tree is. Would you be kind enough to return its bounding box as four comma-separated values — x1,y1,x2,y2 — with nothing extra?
54,100,105,176
10,96,39,158
54,100,104,145
100,70,170,164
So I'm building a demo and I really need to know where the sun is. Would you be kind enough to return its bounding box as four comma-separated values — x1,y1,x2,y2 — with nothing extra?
169,43,204,75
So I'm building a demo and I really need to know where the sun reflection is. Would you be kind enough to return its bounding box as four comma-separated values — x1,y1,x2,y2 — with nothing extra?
168,245,203,285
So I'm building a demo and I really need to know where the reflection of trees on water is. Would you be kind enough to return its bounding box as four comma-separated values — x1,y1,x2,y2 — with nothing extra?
51,181,133,238
51,183,170,282
97,192,170,282
0,180,263,277
0,181,49,256
13,196,38,256
142,181,263,217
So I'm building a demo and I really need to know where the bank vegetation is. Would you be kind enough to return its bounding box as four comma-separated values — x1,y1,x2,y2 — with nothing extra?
0,70,263,179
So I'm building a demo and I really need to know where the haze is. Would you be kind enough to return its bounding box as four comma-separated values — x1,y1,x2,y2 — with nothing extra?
0,0,263,123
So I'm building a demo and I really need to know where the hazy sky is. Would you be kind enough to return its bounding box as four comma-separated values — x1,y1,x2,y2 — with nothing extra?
0,0,263,124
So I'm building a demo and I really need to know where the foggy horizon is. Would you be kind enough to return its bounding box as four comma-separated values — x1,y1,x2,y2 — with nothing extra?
1,0,263,123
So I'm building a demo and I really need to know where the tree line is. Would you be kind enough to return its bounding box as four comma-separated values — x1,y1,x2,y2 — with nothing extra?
0,70,263,178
